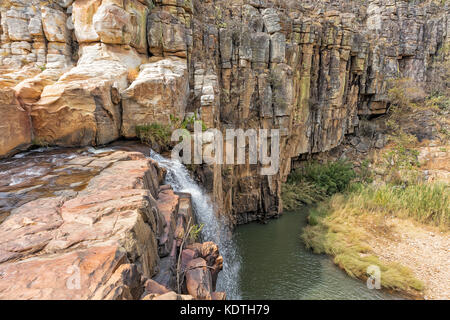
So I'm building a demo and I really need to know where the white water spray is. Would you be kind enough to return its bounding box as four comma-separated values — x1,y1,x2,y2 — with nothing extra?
150,150,241,299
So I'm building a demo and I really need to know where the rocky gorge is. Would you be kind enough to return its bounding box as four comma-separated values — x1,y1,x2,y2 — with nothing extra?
0,146,226,299
0,0,449,300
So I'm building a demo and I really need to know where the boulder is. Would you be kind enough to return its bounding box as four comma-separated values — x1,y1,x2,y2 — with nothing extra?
143,279,170,295
121,57,189,138
0,87,32,157
31,43,142,147
212,292,227,300
152,291,179,300
181,249,198,272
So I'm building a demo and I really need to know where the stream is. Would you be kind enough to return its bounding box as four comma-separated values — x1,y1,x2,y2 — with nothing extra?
0,146,400,300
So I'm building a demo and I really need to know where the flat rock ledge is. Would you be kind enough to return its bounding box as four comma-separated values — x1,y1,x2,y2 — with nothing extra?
0,150,225,300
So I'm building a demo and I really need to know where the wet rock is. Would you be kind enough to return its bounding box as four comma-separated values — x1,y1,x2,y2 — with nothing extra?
0,151,166,299
121,57,189,138
0,87,32,158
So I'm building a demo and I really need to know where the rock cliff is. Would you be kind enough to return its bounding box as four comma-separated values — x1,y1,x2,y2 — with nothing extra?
0,0,448,223
0,148,224,299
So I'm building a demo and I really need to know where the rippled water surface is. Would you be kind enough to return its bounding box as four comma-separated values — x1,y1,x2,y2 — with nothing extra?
234,208,400,300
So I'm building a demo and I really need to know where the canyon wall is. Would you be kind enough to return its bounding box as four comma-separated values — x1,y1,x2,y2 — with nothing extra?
0,0,448,223
0,149,224,299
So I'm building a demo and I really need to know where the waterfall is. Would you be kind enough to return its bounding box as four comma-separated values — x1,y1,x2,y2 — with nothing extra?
149,150,241,299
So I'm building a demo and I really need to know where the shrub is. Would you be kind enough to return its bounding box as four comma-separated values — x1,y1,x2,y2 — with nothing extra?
388,78,427,111
426,93,449,112
136,123,172,150
170,114,207,131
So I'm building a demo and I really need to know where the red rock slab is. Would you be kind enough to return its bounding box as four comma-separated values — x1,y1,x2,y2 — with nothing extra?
46,189,160,278
0,197,65,264
81,159,154,193
0,245,127,300
212,292,227,300
185,257,212,300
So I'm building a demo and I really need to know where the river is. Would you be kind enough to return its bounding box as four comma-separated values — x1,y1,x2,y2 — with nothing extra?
233,207,400,300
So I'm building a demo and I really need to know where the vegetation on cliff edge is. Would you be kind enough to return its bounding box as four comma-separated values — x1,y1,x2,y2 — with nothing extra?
294,77,450,297
282,160,356,210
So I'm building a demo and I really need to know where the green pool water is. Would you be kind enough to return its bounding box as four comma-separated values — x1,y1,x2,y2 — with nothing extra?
233,208,401,300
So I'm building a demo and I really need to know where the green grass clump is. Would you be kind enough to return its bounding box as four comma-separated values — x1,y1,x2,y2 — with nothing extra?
303,219,424,292
302,193,427,294
136,123,172,150
302,181,450,295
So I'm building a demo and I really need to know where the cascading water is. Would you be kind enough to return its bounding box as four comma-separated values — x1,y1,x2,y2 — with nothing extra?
149,150,241,299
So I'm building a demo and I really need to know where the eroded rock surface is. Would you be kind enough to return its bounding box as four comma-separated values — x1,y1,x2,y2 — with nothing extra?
0,0,448,223
0,148,224,300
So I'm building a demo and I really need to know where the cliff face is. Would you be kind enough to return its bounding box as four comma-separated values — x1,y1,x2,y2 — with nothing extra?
0,0,448,223
0,148,224,299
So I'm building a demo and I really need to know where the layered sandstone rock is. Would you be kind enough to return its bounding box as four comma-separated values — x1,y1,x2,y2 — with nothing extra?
0,148,224,299
0,0,448,222
0,66,38,158
0,86,32,157
0,150,165,299
31,43,140,146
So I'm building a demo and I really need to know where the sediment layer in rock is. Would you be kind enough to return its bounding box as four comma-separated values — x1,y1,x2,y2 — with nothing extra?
0,149,224,300
0,0,448,222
